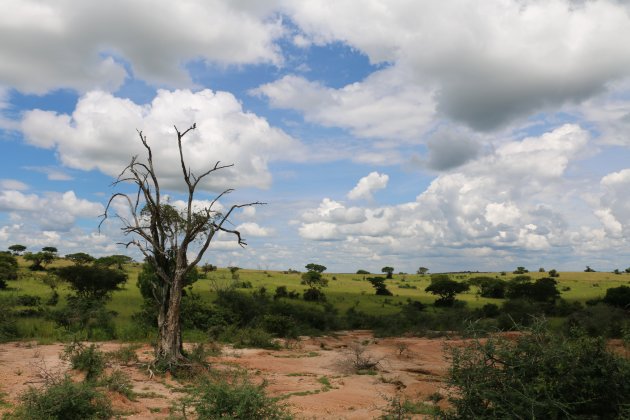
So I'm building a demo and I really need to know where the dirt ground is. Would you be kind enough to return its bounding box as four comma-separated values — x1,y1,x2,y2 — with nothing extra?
0,331,457,419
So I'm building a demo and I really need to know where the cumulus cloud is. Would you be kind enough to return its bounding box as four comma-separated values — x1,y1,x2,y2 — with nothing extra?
0,189,103,231
21,89,305,191
424,127,481,171
281,0,630,130
0,0,283,93
347,172,389,200
236,222,272,237
299,124,591,263
597,168,630,237
252,68,436,141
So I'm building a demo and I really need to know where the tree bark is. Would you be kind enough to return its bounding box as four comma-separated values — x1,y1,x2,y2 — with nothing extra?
155,275,184,363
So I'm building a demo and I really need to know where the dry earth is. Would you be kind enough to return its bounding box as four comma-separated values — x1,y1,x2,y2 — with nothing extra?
0,331,457,419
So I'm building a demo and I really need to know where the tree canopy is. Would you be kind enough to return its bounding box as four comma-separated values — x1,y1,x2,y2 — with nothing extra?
305,263,326,273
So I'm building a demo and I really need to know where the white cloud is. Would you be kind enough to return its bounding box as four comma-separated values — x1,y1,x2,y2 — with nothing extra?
0,189,103,231
0,0,284,93
298,124,593,266
281,0,630,130
0,179,28,191
21,89,305,191
597,168,630,237
347,172,389,200
236,222,272,237
252,68,436,142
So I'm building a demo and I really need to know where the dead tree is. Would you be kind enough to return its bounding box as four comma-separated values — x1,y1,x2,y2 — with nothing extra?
101,124,263,367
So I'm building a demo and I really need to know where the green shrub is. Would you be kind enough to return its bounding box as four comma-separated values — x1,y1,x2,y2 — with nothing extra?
564,303,629,338
184,370,292,419
225,326,280,349
61,342,105,381
107,344,140,365
0,301,18,342
6,376,112,420
100,369,135,400
444,321,630,419
303,288,326,302
49,297,116,339
603,285,630,309
15,295,42,307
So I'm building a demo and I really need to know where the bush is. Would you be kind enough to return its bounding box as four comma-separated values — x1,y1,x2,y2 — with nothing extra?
469,277,506,298
497,299,542,329
565,303,629,338
0,301,18,342
303,288,327,302
184,370,292,419
445,321,630,419
15,294,42,306
603,285,630,309
49,296,116,339
0,253,18,288
6,376,112,420
55,265,127,300
61,341,105,381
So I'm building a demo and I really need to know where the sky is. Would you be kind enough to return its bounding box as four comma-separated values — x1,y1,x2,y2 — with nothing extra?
2,0,630,273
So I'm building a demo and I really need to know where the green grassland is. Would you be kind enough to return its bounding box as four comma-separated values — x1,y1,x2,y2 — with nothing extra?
2,257,629,342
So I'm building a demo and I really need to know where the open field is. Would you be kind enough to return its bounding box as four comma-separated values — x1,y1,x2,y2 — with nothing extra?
2,257,629,341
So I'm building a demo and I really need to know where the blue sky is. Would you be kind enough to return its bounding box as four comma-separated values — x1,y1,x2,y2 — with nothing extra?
2,0,630,273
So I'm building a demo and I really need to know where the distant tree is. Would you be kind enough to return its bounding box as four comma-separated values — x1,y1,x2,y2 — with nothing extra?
417,267,429,275
42,246,58,254
513,266,528,274
305,263,327,273
95,254,133,270
367,277,393,296
8,244,26,255
614,268,621,275
506,277,560,303
56,265,127,301
301,270,328,289
228,266,240,280
201,263,217,274
356,269,370,275
425,279,469,306
0,253,18,288
548,269,559,278
538,267,545,272
65,252,95,266
585,266,596,272
603,286,630,309
24,251,55,271
625,267,630,274
469,277,507,299
381,266,394,279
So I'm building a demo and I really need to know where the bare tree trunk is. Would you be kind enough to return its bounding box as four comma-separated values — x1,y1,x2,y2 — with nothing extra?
156,276,184,363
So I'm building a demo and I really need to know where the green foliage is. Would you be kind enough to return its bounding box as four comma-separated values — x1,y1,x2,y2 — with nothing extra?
184,370,293,420
603,285,630,309
548,268,559,277
94,254,132,269
49,296,116,339
273,285,300,300
24,251,55,271
305,263,326,273
565,303,629,338
425,279,469,306
136,259,198,304
506,277,560,303
381,266,394,279
0,253,18,288
42,246,57,254
61,341,106,381
303,287,327,302
356,269,370,275
64,252,95,266
0,300,18,342
8,244,26,255
300,271,328,288
6,376,112,420
468,277,506,298
107,344,140,365
444,321,630,419
416,267,429,275
585,265,596,272
367,277,393,296
55,265,127,300
513,266,528,274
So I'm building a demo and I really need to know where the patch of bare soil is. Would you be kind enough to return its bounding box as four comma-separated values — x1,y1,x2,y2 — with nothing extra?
0,331,456,419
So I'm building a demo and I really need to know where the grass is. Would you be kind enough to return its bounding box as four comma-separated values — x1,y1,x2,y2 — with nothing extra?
2,256,629,342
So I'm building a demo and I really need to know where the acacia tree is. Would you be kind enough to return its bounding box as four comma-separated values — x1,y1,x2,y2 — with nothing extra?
101,124,262,367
